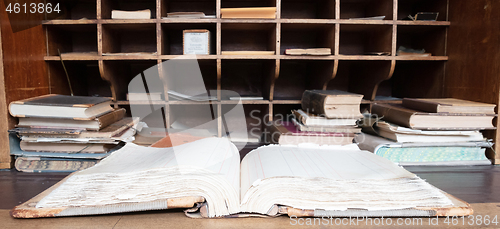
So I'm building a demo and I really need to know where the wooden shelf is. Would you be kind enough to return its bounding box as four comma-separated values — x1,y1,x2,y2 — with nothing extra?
395,21,451,26
337,55,392,60
159,19,218,23
279,19,335,24
271,100,302,104
168,101,216,105
280,56,336,60
45,55,99,61
338,19,394,25
395,56,448,61
220,100,269,104
219,55,277,59
100,19,157,24
102,55,159,60
43,20,98,25
43,19,453,26
160,55,217,60
114,100,167,105
42,0,452,141
46,55,448,61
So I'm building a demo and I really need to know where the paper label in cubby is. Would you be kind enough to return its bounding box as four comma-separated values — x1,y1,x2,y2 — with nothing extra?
183,30,210,55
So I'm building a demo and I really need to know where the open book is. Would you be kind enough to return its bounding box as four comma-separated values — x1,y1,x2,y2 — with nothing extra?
12,138,471,218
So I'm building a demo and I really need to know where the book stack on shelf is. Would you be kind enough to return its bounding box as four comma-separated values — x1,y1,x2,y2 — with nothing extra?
356,98,497,166
8,95,138,172
269,90,362,145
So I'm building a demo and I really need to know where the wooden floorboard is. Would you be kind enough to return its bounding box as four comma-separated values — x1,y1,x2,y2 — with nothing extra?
2,203,500,228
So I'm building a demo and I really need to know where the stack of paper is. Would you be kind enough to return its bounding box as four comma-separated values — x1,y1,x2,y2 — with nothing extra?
9,94,138,172
361,98,496,165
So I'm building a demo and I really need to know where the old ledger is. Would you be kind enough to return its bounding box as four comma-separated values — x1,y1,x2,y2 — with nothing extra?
12,138,471,218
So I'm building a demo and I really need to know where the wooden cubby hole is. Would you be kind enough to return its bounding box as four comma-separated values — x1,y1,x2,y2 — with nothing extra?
101,23,157,54
101,0,157,19
340,0,393,20
42,0,454,143
45,24,98,56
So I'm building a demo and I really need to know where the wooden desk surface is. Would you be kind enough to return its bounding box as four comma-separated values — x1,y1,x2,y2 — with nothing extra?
2,203,500,229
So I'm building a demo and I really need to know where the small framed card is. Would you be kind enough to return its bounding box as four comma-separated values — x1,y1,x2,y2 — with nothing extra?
183,29,210,55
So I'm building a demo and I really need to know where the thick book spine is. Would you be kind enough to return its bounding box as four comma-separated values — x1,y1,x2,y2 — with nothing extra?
292,118,361,133
301,91,327,115
371,104,414,128
94,108,126,130
15,157,99,173
402,98,439,113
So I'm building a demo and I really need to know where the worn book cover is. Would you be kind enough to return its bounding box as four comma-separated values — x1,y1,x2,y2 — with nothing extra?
10,94,110,107
17,108,125,131
371,103,495,130
292,109,358,126
402,98,496,114
9,94,113,120
268,120,355,145
291,118,362,133
15,157,100,173
301,90,363,118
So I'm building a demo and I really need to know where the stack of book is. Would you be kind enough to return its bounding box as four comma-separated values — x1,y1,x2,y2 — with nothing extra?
268,90,363,145
357,98,496,166
9,94,138,172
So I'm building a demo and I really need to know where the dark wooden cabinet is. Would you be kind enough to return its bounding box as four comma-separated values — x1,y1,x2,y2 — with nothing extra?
1,0,499,168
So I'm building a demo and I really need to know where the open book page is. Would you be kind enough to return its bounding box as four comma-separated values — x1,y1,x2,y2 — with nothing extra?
239,145,453,214
36,138,241,217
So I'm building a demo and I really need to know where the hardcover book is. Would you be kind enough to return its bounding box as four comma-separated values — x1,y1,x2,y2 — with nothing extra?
355,134,491,166
291,118,362,133
375,121,485,143
402,98,496,114
9,94,113,120
268,120,355,145
15,157,100,173
371,103,495,130
17,108,126,131
16,117,138,139
301,90,363,118
292,110,358,126
20,141,113,153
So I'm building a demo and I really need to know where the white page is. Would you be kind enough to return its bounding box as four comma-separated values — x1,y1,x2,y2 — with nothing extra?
240,145,415,201
75,137,240,190
37,138,241,216
239,145,452,214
